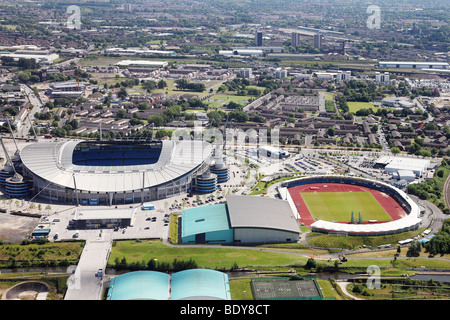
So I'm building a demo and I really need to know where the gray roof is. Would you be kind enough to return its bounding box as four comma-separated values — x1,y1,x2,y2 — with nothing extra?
226,195,300,233
20,140,212,193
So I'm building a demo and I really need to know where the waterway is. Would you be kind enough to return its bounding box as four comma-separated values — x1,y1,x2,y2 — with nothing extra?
1,267,449,284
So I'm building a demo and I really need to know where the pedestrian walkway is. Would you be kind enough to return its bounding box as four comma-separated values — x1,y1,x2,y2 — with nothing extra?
64,240,112,300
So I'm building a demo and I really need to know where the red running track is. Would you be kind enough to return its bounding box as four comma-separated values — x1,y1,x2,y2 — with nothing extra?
288,183,407,226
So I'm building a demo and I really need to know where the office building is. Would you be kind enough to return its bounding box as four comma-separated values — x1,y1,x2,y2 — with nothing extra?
313,34,323,50
255,31,263,46
291,32,301,47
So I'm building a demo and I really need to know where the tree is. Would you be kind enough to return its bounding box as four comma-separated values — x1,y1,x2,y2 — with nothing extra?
391,147,401,154
327,127,335,137
117,87,128,100
406,241,422,258
157,79,167,89
305,258,317,270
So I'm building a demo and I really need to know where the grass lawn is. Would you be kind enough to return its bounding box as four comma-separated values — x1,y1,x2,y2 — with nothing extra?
301,191,391,223
347,101,375,113
108,240,310,270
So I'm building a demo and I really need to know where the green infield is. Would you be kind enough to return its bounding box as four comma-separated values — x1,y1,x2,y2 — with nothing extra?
301,191,392,223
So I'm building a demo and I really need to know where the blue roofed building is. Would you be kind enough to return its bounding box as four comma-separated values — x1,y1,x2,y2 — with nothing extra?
106,269,230,300
180,196,300,244
106,270,169,300
181,203,233,244
171,269,231,300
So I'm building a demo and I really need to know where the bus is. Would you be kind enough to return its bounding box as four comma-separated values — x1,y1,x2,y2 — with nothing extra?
142,202,155,210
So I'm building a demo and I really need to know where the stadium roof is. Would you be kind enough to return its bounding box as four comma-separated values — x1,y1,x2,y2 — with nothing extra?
226,195,300,233
20,140,212,193
181,204,230,238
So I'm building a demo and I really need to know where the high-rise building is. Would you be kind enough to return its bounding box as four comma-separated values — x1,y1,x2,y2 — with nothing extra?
375,72,390,84
313,34,323,50
291,32,301,47
239,68,252,78
124,3,132,12
255,31,263,47
275,69,288,79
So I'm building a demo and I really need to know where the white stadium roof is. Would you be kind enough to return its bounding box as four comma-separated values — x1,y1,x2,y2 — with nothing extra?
309,176,421,235
20,140,212,193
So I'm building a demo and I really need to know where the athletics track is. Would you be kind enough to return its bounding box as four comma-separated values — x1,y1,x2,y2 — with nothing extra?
288,182,407,227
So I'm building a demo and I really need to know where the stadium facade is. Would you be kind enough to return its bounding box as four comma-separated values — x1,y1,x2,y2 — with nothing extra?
282,175,421,236
19,139,213,205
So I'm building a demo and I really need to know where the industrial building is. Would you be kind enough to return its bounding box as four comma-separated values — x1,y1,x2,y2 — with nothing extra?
71,207,136,229
106,269,231,300
181,196,300,244
259,146,289,159
378,61,449,70
0,50,60,64
218,49,263,57
115,60,169,68
375,156,430,177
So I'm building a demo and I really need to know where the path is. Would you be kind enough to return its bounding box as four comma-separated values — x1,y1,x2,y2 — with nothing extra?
336,281,364,300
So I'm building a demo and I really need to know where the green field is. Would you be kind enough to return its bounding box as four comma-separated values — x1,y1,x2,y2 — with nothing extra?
347,101,375,113
301,191,392,222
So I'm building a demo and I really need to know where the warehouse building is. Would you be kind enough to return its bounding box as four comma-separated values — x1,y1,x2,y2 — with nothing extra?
106,269,231,300
180,196,300,244
378,61,449,70
376,156,430,177
71,207,136,229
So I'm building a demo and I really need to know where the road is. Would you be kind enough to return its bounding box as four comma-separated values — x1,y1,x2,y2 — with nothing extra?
444,175,450,210
19,84,43,139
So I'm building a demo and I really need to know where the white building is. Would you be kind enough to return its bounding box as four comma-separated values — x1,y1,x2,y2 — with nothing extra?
377,156,430,177
275,69,288,79
218,49,263,57
115,60,169,68
379,61,449,70
239,68,252,78
375,72,390,84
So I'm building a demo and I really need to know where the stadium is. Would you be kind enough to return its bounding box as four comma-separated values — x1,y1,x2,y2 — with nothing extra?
18,139,213,205
282,175,421,236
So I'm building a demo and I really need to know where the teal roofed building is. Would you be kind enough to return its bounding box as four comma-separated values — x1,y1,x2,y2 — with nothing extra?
180,196,300,244
171,269,231,300
181,203,233,244
106,269,230,300
106,270,169,300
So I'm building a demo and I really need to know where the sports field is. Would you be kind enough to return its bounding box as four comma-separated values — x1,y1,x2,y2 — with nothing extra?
301,191,392,223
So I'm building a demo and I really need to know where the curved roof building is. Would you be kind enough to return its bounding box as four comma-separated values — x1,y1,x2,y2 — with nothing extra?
107,271,169,300
170,269,231,300
20,139,212,205
106,269,230,300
